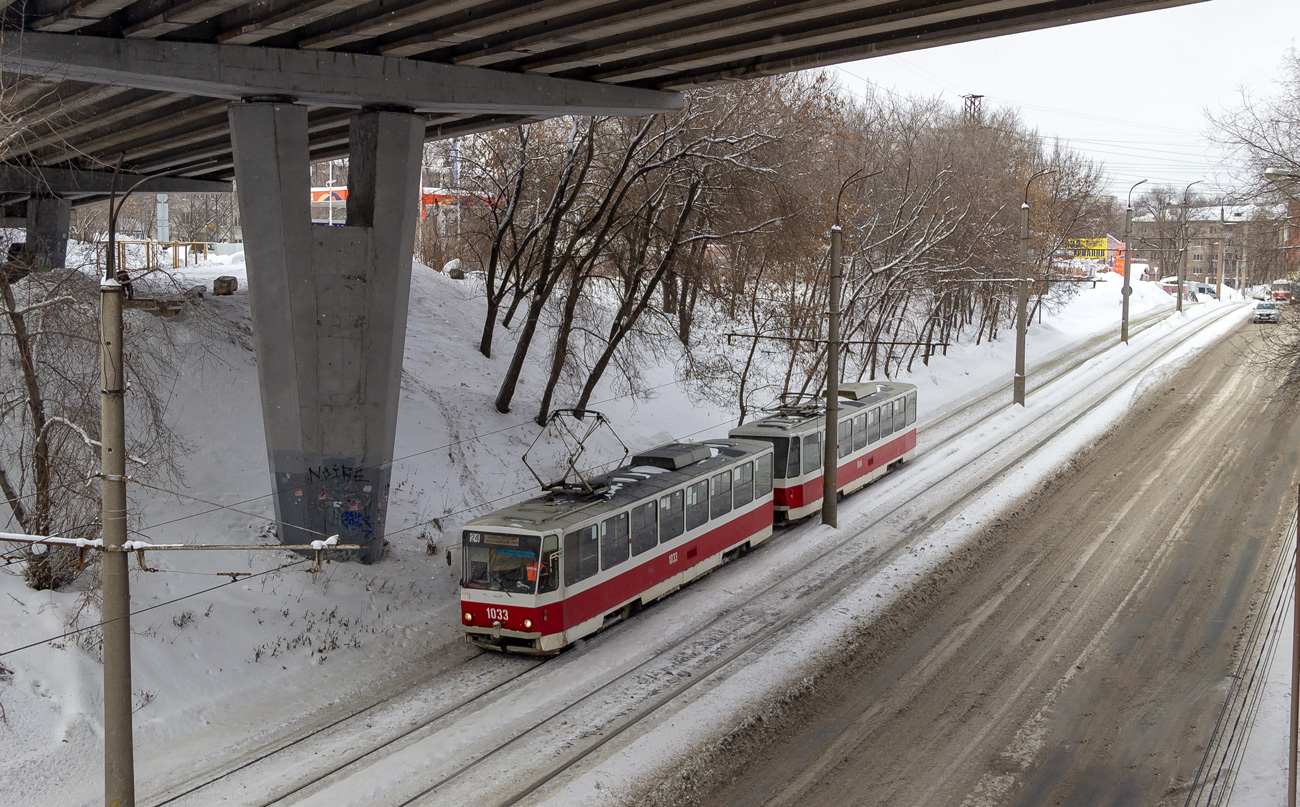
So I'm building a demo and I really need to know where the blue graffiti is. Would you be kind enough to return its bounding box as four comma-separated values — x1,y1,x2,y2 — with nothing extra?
340,510,373,541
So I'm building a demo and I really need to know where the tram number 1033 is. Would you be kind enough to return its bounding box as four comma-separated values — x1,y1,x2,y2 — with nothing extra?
485,607,509,622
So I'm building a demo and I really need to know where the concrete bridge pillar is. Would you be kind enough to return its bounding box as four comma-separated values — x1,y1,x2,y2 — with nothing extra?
25,194,71,270
229,101,423,562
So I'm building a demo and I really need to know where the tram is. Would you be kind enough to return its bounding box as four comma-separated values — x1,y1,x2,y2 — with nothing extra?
728,382,917,522
459,439,774,654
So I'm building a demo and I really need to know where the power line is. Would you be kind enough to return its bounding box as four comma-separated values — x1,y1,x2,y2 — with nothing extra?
0,557,311,659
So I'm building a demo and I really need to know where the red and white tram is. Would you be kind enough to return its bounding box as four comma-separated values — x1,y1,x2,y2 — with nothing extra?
460,439,774,654
728,382,917,522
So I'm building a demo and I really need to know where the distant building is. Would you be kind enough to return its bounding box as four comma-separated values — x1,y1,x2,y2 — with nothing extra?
1132,205,1286,289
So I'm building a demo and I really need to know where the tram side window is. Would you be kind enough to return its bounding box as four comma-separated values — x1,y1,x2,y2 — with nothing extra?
631,501,657,556
853,413,867,451
756,454,773,496
895,398,908,429
868,408,880,443
686,480,709,531
564,525,600,585
802,432,822,475
880,402,895,438
734,462,754,506
786,435,801,479
601,512,630,571
838,419,853,459
660,490,685,541
710,470,733,519
905,391,917,426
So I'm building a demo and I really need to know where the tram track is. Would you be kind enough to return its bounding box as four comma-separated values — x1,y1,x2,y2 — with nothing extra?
259,305,1246,806
143,301,1229,807
424,303,1248,807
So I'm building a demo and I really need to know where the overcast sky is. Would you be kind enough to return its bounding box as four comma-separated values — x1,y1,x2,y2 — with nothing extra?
832,0,1299,202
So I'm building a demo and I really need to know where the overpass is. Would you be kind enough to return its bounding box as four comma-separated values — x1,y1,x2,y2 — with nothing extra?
0,0,1205,561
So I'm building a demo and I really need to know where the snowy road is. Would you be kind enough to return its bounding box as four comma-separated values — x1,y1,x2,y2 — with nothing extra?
690,312,1300,806
132,302,1269,807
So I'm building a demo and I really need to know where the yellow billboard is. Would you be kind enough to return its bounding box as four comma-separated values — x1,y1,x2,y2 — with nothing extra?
1066,238,1109,259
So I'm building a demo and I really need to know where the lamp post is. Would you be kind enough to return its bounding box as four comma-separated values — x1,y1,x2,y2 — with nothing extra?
1122,179,1147,343
1014,168,1056,406
822,168,881,528
1265,165,1300,807
1177,179,1204,313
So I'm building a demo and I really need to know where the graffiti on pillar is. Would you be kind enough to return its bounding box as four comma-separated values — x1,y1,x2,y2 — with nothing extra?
306,464,369,484
340,510,374,542
273,460,390,562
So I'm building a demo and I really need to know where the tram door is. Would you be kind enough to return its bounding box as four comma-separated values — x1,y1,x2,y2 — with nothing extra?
539,534,561,595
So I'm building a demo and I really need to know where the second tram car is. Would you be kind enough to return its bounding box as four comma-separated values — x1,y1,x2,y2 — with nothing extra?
460,439,774,654
728,382,917,522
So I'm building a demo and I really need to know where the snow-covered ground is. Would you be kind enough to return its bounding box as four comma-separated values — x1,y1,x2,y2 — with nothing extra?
0,250,1289,806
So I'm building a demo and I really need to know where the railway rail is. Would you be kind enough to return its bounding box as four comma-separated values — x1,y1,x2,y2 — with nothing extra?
144,301,1233,807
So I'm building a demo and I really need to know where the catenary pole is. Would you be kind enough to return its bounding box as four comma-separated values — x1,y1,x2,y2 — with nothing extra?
1122,180,1146,343
1014,201,1029,405
1014,169,1054,406
1178,179,1204,313
822,225,841,528
1292,482,1298,807
102,170,135,806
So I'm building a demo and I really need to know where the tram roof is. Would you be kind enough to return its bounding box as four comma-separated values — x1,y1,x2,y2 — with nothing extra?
730,381,917,436
463,437,771,534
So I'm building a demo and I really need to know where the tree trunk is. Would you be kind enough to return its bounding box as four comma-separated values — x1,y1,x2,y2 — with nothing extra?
0,276,48,535
494,281,550,414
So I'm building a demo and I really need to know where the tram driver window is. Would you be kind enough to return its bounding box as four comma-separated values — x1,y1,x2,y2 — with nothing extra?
601,512,630,570
756,454,773,496
710,471,733,519
734,462,754,506
660,490,685,541
564,525,599,585
686,480,709,531
905,391,918,426
786,435,801,479
802,432,821,475
631,501,657,556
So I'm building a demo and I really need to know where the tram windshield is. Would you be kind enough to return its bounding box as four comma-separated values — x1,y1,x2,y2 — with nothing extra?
462,531,557,594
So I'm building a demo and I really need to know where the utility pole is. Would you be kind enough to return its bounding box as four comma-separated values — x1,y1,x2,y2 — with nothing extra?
820,168,879,527
1015,168,1055,406
1015,201,1030,405
102,178,135,807
1216,207,1225,300
822,225,841,528
1292,485,1299,807
1122,179,1147,343
1178,179,1204,313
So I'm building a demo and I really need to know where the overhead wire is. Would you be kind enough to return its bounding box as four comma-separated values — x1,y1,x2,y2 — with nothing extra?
0,556,312,659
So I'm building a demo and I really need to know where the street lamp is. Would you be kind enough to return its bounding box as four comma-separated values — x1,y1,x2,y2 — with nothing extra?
1122,179,1147,343
822,168,882,528
1177,179,1205,314
1265,164,1300,807
1014,167,1056,406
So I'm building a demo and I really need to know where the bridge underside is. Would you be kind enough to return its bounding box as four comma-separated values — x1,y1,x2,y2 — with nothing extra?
0,0,1207,559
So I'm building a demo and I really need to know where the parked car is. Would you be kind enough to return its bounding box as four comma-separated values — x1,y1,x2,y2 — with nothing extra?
1254,301,1280,323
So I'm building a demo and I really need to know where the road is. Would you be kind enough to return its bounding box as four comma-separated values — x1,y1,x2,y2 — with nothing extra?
696,318,1300,807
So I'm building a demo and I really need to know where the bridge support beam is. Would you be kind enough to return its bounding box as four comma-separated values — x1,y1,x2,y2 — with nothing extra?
229,100,422,562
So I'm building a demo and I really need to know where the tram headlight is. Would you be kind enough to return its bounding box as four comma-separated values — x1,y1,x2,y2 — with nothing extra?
523,618,533,629
463,611,473,623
